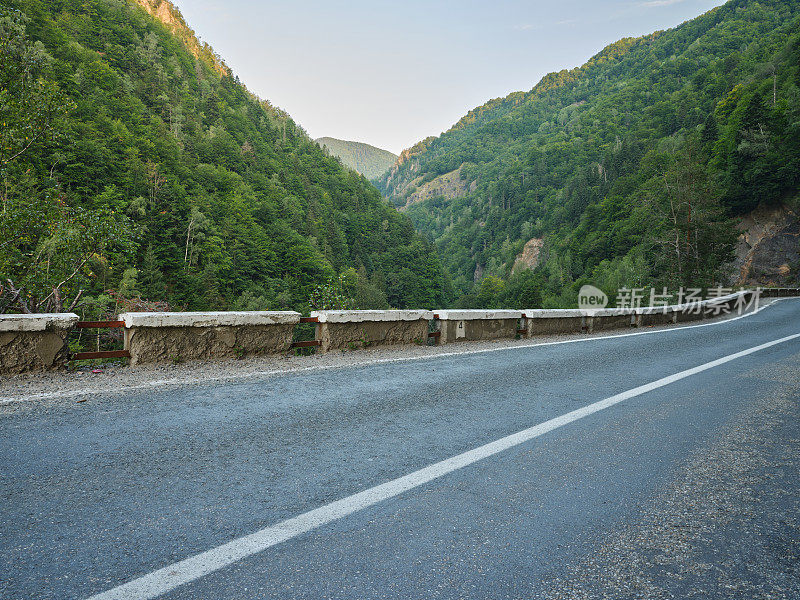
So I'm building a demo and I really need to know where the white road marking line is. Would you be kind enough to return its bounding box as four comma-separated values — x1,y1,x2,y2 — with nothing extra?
1,298,794,405
85,331,800,600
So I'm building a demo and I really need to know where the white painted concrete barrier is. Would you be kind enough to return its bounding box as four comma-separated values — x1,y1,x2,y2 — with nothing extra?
2,288,796,372
0,313,79,331
522,290,760,336
433,310,523,344
119,311,301,364
311,310,433,323
310,310,433,352
0,313,79,374
119,311,300,328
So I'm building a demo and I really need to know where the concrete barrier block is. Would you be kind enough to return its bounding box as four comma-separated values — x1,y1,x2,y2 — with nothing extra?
636,307,676,327
311,310,433,323
119,311,300,364
674,307,705,322
434,310,523,344
590,314,636,332
524,309,633,335
524,309,585,319
702,291,751,317
0,313,79,374
523,311,585,336
311,310,433,352
759,288,800,298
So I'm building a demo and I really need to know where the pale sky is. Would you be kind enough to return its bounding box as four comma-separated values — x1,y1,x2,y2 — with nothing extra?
171,0,727,154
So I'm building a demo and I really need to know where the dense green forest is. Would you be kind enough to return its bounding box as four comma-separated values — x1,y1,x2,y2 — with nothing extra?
315,137,397,180
377,0,800,308
0,0,450,317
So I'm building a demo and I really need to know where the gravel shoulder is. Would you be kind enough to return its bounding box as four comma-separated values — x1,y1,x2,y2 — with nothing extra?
0,301,780,406
535,350,800,600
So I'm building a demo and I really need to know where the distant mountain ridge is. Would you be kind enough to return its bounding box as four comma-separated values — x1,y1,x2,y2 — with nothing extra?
377,0,800,306
316,137,398,180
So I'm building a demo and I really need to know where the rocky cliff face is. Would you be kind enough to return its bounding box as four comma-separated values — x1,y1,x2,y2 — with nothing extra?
133,0,230,77
376,137,436,197
729,203,799,287
512,238,544,274
400,166,474,209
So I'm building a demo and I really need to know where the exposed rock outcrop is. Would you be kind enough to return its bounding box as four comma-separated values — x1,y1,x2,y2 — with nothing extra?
133,0,231,78
512,237,544,273
402,166,472,208
380,137,435,195
729,203,799,287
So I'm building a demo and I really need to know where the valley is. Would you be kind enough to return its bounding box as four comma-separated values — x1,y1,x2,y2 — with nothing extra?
2,0,798,318
376,0,800,308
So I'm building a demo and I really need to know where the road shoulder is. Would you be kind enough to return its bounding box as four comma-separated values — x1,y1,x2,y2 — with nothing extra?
535,353,800,599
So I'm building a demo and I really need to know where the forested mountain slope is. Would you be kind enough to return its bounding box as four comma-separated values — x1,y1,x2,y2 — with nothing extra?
0,0,449,316
377,0,800,307
315,137,397,180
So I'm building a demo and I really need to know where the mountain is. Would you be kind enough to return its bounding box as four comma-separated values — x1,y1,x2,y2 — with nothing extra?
377,0,800,307
315,137,398,180
0,0,450,315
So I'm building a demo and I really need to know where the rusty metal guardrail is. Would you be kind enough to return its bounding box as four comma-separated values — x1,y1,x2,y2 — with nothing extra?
291,316,321,348
71,320,130,360
291,340,322,348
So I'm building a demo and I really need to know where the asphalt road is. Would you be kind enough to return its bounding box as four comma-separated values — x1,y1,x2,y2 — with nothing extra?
2,300,799,599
